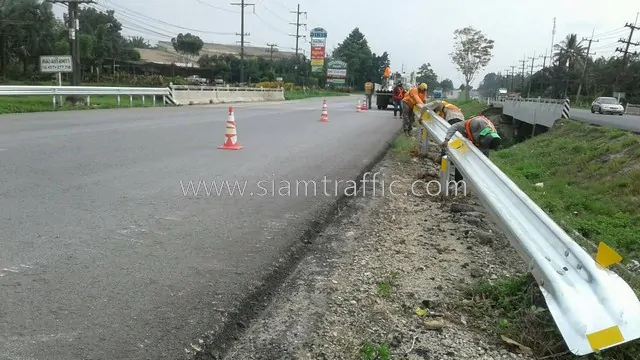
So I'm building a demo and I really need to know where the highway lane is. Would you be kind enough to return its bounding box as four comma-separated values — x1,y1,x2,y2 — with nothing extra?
570,108,640,132
0,97,400,360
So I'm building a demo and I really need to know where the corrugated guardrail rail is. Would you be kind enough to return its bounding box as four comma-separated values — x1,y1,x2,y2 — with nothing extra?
413,106,640,355
0,85,174,107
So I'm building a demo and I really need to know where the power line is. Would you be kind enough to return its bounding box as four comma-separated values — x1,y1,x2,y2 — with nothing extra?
230,0,255,84
100,0,235,36
252,12,288,36
289,4,306,59
195,0,239,13
256,0,289,23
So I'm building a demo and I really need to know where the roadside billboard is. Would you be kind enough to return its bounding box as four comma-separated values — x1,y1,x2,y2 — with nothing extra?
309,27,327,73
326,60,347,87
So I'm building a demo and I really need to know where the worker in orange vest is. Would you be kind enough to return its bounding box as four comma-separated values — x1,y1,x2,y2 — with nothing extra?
383,64,391,87
441,115,502,183
427,100,465,124
401,83,428,135
392,81,405,117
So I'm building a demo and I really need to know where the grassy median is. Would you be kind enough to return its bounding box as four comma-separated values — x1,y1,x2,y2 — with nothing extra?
0,95,161,114
283,89,350,100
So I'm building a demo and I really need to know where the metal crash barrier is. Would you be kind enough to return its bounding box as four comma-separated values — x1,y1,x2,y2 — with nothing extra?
414,106,640,356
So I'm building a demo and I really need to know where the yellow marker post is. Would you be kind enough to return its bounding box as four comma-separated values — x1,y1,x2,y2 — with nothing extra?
586,325,624,351
595,242,623,268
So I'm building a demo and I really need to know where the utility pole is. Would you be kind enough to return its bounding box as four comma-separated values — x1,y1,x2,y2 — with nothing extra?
550,17,556,64
231,0,255,84
266,43,279,62
503,69,511,92
510,65,516,91
519,56,526,94
615,22,640,85
539,51,549,95
46,0,94,86
289,4,307,59
576,29,598,104
527,51,539,97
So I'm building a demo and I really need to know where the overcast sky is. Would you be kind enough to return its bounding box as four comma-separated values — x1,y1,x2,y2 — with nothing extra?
53,0,639,87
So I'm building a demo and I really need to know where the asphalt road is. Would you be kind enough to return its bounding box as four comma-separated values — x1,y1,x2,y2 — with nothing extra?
570,108,640,132
0,97,400,360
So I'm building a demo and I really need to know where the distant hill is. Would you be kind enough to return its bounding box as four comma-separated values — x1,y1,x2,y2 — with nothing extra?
136,41,298,67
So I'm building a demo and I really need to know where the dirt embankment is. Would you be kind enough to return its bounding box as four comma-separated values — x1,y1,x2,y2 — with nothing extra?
220,136,537,360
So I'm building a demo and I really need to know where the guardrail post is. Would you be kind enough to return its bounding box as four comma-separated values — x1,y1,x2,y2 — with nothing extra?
439,155,450,197
86,96,91,106
142,95,145,106
152,95,156,107
129,95,133,107
52,95,56,108
420,126,429,155
117,95,121,106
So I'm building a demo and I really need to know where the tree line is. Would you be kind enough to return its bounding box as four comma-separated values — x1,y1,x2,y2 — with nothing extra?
477,33,640,104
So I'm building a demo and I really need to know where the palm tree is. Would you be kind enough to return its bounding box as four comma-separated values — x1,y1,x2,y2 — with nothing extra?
553,33,585,71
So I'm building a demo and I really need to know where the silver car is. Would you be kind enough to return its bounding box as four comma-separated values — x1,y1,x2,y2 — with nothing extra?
591,97,625,115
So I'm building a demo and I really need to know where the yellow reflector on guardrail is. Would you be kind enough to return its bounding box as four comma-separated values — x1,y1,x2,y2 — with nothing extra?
587,325,624,351
595,242,623,268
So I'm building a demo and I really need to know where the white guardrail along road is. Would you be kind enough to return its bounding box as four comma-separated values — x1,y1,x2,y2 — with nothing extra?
168,84,285,105
0,84,287,108
413,106,640,356
0,85,173,107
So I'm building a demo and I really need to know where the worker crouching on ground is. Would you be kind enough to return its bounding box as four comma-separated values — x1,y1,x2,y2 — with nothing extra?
440,115,501,183
392,82,405,117
401,83,428,135
364,79,374,109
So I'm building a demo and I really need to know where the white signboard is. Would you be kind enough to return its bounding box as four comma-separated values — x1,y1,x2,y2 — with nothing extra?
40,55,73,73
327,69,347,78
311,38,326,46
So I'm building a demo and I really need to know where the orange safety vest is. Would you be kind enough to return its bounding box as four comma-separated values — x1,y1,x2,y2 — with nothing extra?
402,87,426,107
465,117,496,146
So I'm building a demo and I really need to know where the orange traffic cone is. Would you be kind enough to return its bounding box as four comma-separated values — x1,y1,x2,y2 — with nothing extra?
218,106,244,150
356,101,361,112
320,99,329,122
360,98,367,110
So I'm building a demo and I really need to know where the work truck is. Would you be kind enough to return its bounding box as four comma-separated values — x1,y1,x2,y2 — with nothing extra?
375,72,415,110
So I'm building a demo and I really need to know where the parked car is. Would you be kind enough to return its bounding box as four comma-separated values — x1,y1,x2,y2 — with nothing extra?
591,97,624,115
186,75,208,85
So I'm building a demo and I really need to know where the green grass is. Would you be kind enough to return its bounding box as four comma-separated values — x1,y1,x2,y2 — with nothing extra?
359,342,391,360
283,89,350,100
462,275,640,359
448,99,489,118
491,119,640,262
390,135,416,162
376,271,399,299
0,95,163,114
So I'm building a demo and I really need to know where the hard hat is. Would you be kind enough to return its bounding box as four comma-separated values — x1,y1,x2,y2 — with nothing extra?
480,128,502,149
418,83,428,91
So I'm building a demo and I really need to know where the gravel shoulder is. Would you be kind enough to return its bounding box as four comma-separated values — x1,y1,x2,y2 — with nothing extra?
221,136,534,360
